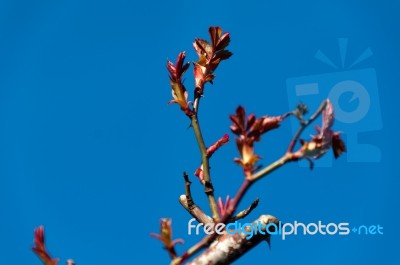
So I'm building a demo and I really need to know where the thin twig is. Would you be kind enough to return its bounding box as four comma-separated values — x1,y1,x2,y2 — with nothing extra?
183,172,194,210
287,100,328,153
247,153,292,182
234,197,259,221
180,172,213,224
190,112,220,221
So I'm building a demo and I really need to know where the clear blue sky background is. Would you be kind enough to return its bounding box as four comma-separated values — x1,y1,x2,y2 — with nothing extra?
1,1,399,264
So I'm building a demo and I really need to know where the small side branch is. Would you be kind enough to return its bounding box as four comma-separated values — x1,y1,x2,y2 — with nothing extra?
234,197,259,221
183,172,195,210
287,100,328,153
180,172,213,224
179,196,213,225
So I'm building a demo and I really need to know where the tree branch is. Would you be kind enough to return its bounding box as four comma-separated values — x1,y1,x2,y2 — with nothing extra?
186,215,279,265
173,100,329,264
191,113,220,221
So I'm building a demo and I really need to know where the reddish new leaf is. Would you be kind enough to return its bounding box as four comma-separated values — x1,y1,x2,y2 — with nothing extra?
192,26,233,97
216,32,231,51
217,195,231,217
167,52,192,116
302,100,346,160
193,39,212,60
332,133,346,158
230,106,285,176
32,226,59,265
151,218,184,251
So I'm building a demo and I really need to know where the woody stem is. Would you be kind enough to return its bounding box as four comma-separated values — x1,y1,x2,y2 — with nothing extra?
191,101,220,221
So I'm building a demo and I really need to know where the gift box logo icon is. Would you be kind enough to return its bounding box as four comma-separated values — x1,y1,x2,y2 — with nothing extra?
287,39,382,167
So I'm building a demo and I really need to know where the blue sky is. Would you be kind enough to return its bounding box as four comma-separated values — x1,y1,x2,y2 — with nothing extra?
0,1,399,264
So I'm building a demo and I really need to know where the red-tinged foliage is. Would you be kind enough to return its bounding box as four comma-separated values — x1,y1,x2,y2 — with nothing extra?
301,100,346,160
167,52,190,83
230,106,283,144
217,195,231,217
151,219,184,252
230,106,284,176
167,26,232,118
193,26,232,96
167,52,193,116
32,226,59,265
332,133,346,158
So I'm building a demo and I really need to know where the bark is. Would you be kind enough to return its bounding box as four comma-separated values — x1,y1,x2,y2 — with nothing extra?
186,215,278,265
